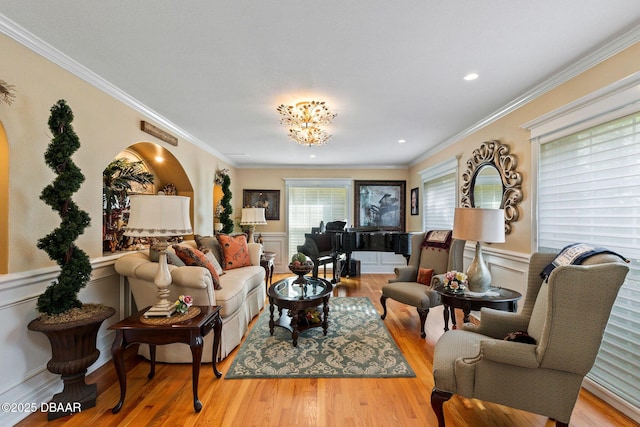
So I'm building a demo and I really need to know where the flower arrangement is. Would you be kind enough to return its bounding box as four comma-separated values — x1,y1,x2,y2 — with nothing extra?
175,295,193,314
443,271,467,293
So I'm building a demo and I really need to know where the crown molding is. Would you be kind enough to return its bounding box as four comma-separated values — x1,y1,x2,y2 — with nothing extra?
411,23,640,167
0,14,235,166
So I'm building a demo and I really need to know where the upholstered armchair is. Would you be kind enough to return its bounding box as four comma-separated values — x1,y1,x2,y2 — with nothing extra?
431,251,629,427
380,231,465,338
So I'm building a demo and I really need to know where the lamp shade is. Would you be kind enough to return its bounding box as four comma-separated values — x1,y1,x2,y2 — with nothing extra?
240,207,267,225
124,195,193,237
453,207,505,243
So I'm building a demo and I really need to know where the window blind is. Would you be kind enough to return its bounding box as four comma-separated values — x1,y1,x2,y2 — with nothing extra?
287,186,348,260
538,111,640,409
423,172,457,230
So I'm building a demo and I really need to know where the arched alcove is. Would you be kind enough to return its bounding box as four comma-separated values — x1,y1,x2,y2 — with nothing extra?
0,121,8,273
102,141,194,254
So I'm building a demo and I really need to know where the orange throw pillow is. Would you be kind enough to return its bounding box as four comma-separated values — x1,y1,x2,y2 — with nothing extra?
216,234,252,270
172,245,221,290
417,267,434,286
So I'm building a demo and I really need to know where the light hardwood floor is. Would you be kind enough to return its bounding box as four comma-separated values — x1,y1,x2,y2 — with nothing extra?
17,273,635,427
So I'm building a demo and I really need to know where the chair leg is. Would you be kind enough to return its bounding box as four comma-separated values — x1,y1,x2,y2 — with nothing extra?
431,388,453,427
417,307,429,338
380,295,388,320
554,421,568,427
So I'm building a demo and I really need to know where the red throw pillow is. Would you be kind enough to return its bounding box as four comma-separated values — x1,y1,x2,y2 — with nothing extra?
172,245,221,290
417,267,434,286
216,234,252,270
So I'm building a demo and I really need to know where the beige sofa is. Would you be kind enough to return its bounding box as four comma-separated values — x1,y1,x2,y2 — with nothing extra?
114,238,266,362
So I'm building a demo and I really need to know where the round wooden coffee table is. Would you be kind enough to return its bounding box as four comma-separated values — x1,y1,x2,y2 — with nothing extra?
435,285,522,331
268,276,333,346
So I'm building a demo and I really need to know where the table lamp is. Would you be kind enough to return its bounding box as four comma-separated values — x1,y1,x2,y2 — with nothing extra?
124,195,192,317
452,207,505,293
240,207,267,243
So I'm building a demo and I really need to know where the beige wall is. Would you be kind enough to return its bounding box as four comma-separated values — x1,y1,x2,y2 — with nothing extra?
0,34,234,273
2,29,639,273
409,42,640,254
236,168,409,233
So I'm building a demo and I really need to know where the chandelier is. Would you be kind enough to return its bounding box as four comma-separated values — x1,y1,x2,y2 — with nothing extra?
277,101,337,146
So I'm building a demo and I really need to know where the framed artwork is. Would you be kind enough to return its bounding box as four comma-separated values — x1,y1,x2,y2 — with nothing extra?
243,189,280,220
410,187,419,215
354,180,406,231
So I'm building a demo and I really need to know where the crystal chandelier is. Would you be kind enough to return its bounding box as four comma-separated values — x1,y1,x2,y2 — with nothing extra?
277,101,337,146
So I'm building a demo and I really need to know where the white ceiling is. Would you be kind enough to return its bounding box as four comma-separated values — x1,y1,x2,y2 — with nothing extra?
1,1,640,168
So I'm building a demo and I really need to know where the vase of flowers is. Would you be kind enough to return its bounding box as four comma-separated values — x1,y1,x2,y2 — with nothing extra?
443,271,467,294
175,295,193,314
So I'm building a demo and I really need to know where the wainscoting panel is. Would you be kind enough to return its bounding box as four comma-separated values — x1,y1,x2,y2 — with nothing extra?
460,243,531,316
258,232,287,273
0,257,124,426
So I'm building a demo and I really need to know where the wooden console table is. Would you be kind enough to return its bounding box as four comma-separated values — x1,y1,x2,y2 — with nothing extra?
109,305,222,413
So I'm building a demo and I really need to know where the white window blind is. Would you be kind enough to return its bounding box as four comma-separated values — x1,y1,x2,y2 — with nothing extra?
538,111,640,410
287,186,348,260
423,172,457,231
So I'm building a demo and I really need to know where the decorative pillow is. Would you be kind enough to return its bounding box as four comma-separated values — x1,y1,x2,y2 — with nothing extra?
504,331,537,345
201,247,224,276
172,245,221,290
216,234,252,270
417,267,434,286
194,234,224,266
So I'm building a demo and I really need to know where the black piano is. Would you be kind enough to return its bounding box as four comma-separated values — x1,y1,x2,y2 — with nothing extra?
297,222,413,281
339,227,413,275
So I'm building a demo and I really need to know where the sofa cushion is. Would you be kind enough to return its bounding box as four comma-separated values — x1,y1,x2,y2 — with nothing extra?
201,247,224,276
217,234,252,270
194,234,224,266
172,245,221,289
215,265,265,318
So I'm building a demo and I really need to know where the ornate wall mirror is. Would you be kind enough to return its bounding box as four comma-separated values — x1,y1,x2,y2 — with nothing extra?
460,140,522,234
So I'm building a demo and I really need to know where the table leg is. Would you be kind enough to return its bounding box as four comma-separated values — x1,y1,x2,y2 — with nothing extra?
211,313,222,378
322,296,330,336
148,344,156,379
291,309,300,347
442,304,450,332
450,306,457,329
269,301,275,335
190,335,204,412
111,331,127,414
462,301,471,324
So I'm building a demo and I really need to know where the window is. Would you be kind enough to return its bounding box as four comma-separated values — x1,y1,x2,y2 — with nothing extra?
286,179,351,260
537,111,640,412
420,157,458,231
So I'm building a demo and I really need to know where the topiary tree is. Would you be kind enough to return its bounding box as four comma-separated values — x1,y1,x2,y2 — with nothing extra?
36,99,92,315
219,173,234,233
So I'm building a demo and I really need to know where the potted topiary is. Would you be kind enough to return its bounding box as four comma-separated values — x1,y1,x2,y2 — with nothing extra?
27,100,115,420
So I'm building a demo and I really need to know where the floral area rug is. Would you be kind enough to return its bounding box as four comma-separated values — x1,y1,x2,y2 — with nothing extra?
225,297,415,379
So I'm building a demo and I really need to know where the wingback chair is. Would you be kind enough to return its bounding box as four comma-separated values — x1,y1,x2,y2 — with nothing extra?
380,231,465,338
431,251,629,427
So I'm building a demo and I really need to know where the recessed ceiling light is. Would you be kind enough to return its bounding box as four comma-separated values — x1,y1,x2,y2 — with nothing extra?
310,154,316,158
464,73,479,81
398,139,406,144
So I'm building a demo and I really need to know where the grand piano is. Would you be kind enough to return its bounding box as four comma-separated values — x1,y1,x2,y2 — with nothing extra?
297,221,413,281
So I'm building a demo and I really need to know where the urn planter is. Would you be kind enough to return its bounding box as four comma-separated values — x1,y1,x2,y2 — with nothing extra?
28,306,115,420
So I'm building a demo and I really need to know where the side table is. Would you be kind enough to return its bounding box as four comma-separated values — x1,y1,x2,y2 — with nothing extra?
109,305,222,413
261,251,276,287
435,286,522,331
